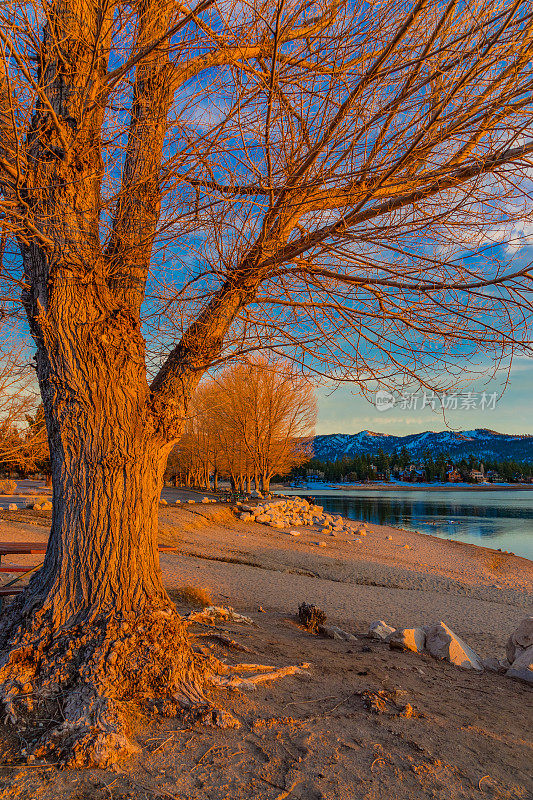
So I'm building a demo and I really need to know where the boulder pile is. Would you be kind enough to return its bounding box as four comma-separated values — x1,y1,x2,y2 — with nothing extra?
238,497,366,535
369,616,533,682
370,619,483,670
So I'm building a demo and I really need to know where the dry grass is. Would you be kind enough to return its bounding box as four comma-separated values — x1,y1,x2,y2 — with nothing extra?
168,585,212,607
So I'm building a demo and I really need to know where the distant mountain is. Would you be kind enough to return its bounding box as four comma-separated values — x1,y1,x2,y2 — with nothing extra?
311,429,533,462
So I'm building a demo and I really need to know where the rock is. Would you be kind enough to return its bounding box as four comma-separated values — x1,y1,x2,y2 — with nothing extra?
32,503,42,510
389,627,426,653
318,624,357,642
481,656,507,674
386,536,393,540
7,503,18,511
187,499,195,504
288,530,300,536
506,645,533,684
255,514,270,523
201,497,210,503
369,620,396,641
505,617,533,664
41,501,52,511
424,621,483,670
160,498,167,505
175,499,181,504
251,490,263,499
240,513,253,521
317,541,327,547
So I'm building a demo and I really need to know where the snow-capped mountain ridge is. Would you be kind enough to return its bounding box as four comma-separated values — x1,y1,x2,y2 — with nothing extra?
312,428,533,462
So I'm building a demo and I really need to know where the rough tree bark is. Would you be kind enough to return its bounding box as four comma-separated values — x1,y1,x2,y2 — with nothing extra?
0,278,219,765
0,0,251,763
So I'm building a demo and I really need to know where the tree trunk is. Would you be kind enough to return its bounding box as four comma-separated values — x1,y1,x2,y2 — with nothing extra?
0,306,220,767
213,468,218,492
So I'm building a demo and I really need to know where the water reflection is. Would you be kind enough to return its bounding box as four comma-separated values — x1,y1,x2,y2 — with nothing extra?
287,489,533,560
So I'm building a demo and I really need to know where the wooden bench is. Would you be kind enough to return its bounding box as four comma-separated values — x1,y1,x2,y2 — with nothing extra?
0,544,46,611
0,543,179,611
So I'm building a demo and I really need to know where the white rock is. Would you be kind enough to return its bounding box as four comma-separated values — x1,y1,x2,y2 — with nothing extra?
288,530,300,536
388,627,426,653
506,645,533,684
240,513,253,521
201,497,210,503
187,499,195,504
424,621,483,670
175,499,181,504
506,617,533,664
160,498,167,505
41,501,52,511
32,503,42,510
318,624,357,642
8,503,18,511
369,620,396,641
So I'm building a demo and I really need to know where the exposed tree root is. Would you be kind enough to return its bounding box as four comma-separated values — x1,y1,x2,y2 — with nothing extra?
212,663,310,691
0,599,308,767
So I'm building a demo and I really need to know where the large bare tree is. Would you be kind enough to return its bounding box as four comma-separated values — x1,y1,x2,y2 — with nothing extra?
0,0,532,765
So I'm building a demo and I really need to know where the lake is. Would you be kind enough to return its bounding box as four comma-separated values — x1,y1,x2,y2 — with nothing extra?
285,488,533,560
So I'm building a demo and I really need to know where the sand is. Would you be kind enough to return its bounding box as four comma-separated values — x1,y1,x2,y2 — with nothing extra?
0,498,530,799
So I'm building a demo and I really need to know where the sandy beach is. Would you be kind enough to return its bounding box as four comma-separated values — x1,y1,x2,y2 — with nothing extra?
0,497,531,799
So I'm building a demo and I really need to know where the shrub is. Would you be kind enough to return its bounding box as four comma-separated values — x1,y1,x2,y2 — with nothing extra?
0,479,17,495
298,602,327,632
168,585,212,607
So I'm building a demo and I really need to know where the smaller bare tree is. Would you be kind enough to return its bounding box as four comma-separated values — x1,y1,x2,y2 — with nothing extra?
0,341,47,475
167,360,316,493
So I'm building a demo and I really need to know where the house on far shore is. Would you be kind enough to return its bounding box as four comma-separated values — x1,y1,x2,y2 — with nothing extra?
446,468,462,482
402,464,427,482
485,469,500,482
468,463,485,483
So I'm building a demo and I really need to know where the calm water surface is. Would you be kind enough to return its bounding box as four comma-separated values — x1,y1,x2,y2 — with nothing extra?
285,488,533,560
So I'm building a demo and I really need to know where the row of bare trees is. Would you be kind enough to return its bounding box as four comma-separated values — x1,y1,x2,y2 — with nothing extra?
166,360,316,493
0,341,48,476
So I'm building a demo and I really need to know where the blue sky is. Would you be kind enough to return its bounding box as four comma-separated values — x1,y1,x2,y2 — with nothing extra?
315,356,533,435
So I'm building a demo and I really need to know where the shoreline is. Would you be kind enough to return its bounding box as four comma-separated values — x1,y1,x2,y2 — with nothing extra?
282,482,533,492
